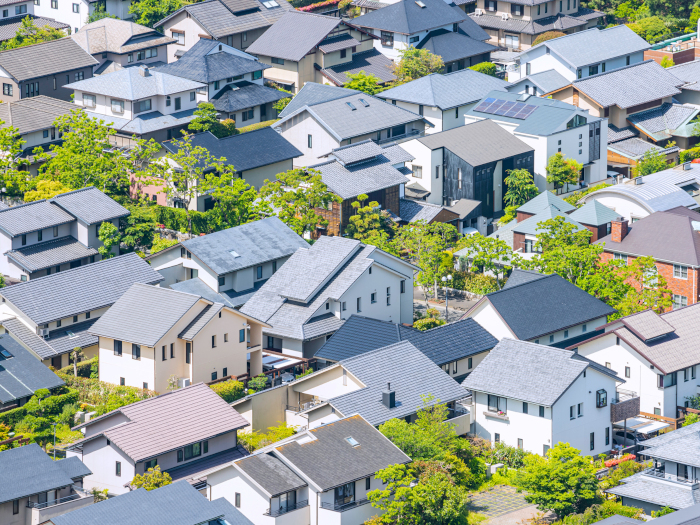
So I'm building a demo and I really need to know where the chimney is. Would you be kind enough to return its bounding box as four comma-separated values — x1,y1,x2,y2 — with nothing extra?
139,66,150,77
611,219,628,243
382,382,396,409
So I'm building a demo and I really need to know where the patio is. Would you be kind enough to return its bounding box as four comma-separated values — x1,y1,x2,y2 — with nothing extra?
468,485,532,518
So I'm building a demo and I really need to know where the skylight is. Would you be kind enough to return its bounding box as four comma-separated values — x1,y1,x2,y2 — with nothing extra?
359,98,370,107
346,102,357,111
345,436,360,447
0,348,13,360
230,250,241,258
262,0,279,7
67,331,77,339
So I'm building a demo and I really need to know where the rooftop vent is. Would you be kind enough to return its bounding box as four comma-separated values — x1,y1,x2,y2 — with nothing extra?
635,176,644,185
345,436,360,447
346,102,356,111
139,66,150,77
382,382,396,409
415,0,426,7
684,161,693,170
517,93,531,101
229,250,241,258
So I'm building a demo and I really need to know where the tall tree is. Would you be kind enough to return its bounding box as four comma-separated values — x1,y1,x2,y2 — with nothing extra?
632,147,672,177
0,120,30,196
546,153,582,193
392,47,444,85
188,102,236,138
345,193,397,250
129,0,182,28
86,3,119,23
129,465,172,491
24,179,71,202
503,168,539,208
1,16,66,50
343,71,384,94
208,177,261,230
98,222,121,259
455,234,520,289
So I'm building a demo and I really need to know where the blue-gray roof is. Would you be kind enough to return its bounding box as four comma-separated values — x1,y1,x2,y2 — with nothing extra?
416,29,497,63
607,137,677,159
278,82,358,119
507,69,570,95
353,0,465,34
501,268,547,289
606,471,700,510
211,80,288,113
516,190,575,214
162,128,301,173
56,456,93,480
399,198,450,223
85,108,200,135
170,277,268,308
0,444,89,505
569,200,621,226
626,102,698,141
5,236,98,273
320,48,396,86
0,334,64,403
0,199,75,237
50,186,130,225
507,204,585,236
378,68,508,110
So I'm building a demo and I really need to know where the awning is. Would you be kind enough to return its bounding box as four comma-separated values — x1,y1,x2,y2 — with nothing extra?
613,417,671,434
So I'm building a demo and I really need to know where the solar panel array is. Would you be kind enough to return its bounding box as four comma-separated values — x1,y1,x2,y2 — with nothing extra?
474,98,539,120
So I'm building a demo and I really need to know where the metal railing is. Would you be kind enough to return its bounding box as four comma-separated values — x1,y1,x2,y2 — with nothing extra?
27,487,90,510
642,467,698,486
320,498,371,512
376,129,424,145
286,399,325,413
265,500,308,517
612,389,638,403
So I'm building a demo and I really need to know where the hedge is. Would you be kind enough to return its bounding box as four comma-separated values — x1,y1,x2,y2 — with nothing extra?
58,356,98,378
680,147,700,164
0,388,79,427
210,380,245,403
152,206,217,235
57,374,157,406
238,119,279,134
468,62,497,77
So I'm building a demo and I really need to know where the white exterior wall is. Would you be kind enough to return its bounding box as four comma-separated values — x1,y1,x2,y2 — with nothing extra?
209,466,281,525
468,301,517,340
401,139,442,205
529,316,607,346
278,114,339,167
73,435,135,495
161,12,208,63
581,192,651,222
34,0,91,33
390,100,442,132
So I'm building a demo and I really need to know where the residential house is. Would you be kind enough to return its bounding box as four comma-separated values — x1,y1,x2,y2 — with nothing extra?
401,119,535,234
155,40,285,125
463,268,616,347
569,199,624,242
315,314,498,382
594,207,700,309
572,306,700,419
1,444,93,525
48,480,253,525
608,131,680,179
232,341,469,433
0,186,129,280
0,15,68,45
308,140,413,236
397,198,460,227
376,69,509,133
207,415,410,525
240,236,418,358
352,0,496,71
277,82,358,120
0,333,64,409
606,422,700,513
66,65,207,146
668,60,700,106
89,283,268,391
66,383,250,495
511,25,648,80
579,163,700,222
463,338,622,457
0,252,164,370
154,0,294,63
273,89,430,166
506,69,570,97
463,90,608,191
33,0,133,34
0,96,77,175
71,18,175,76
0,38,97,103
246,11,394,93
147,216,308,307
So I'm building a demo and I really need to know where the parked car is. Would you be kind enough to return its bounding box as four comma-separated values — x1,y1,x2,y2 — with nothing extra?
613,430,647,447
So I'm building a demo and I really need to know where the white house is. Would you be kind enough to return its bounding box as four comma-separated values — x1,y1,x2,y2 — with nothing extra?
239,236,418,358
66,383,249,496
463,338,623,457
34,0,133,34
206,414,411,525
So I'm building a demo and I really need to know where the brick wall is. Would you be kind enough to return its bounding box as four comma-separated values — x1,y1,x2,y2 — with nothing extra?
645,48,699,66
513,232,526,252
581,223,608,242
516,211,534,223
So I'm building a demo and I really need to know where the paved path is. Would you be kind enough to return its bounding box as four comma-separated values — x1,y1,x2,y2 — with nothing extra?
413,301,465,323
468,486,532,518
412,286,478,314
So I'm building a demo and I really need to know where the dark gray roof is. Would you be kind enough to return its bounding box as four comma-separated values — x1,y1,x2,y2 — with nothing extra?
353,0,465,34
50,186,130,225
154,39,267,83
209,497,255,525
235,453,307,497
330,341,468,425
608,137,677,159
640,428,700,468
591,517,641,525
0,199,75,237
320,48,396,86
378,68,507,109
56,456,93,480
51,480,234,525
162,129,301,174
0,252,164,325
569,200,621,226
501,268,547,289
179,303,225,340
0,444,88,505
275,415,410,490
462,338,618,405
418,119,532,166
0,37,97,82
278,82,359,119
211,80,289,113
474,271,616,340
0,96,76,135
310,154,408,200
507,69,570,95
165,446,247,485
453,7,490,40
302,312,345,340
0,334,64,403
41,318,99,356
399,198,451,223
0,15,68,42
316,314,496,364
5,236,98,273
608,124,638,143
668,60,700,92
318,34,360,53
417,29,496,63
470,10,593,35
646,503,700,525
329,139,383,164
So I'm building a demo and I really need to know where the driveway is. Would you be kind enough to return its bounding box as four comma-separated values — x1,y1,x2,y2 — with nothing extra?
468,486,554,525
413,286,478,322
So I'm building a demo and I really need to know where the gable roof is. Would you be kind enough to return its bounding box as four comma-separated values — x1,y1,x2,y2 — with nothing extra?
0,199,75,237
278,82,359,119
50,186,130,225
626,102,698,142
467,271,616,340
320,48,396,86
378,69,508,110
72,383,249,462
501,268,548,289
462,338,618,405
0,37,97,82
352,0,466,34
0,96,76,135
72,18,176,55
668,60,700,92
507,69,570,95
418,119,532,166
211,80,289,113
517,190,576,214
234,453,307,497
0,334,64,403
399,198,456,223
3,317,98,359
416,28,497,63
569,200,621,226
0,253,164,325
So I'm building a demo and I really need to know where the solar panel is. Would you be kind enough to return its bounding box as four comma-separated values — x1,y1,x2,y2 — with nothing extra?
513,104,538,119
504,102,525,117
484,99,507,113
494,101,515,116
474,97,497,113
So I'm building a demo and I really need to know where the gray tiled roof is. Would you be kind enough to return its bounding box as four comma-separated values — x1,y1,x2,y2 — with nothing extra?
606,472,700,510
311,154,408,200
66,66,205,100
668,60,700,92
235,453,307,497
0,444,88,505
89,283,203,347
211,81,289,113
501,268,547,289
108,108,199,135
170,277,268,308
0,252,164,325
302,313,344,340
318,34,360,53
56,456,93,480
0,96,76,135
0,15,68,42
2,318,56,359
417,29,496,63
72,18,175,55
620,309,675,342
73,383,249,462
640,429,700,468
0,37,97,82
0,334,64,403
5,236,98,273
275,415,410,490
573,60,683,109
469,13,531,33
278,82,358,119
507,69,570,95
320,48,396,86
378,68,508,110
0,199,75,237
418,119,532,166
569,200,621,227
454,7,490,40
608,124,638,143
353,0,465,34
179,303,225,340
516,190,576,214
329,139,383,164
462,338,615,405
330,341,468,425
626,103,698,141
399,198,449,223
246,11,340,62
608,137,674,158
50,186,130,225
381,143,414,164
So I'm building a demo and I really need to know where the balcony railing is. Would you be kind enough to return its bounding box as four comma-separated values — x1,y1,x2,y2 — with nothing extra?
376,129,424,145
286,399,325,414
265,500,309,517
27,486,90,510
320,498,371,512
642,467,699,486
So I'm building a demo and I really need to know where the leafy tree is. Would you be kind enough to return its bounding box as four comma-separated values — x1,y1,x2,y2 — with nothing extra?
690,5,700,29
247,374,268,393
273,97,291,113
598,459,646,491
98,222,120,259
627,16,669,43
613,256,672,316
237,422,297,452
534,215,591,252
24,179,71,202
468,62,497,76
86,3,119,23
258,168,340,237
485,442,527,469
660,55,675,67
455,234,520,289
345,194,396,245
121,204,158,251
129,0,182,28
532,31,566,45
188,102,237,138
413,316,446,330
69,347,86,377
518,442,599,517
503,168,539,208
632,147,672,177
0,120,30,196
210,379,245,402
130,465,172,491
651,507,675,517
344,70,384,94
0,422,12,451
683,412,700,426
546,153,582,193
1,17,66,50
392,47,444,85
150,235,178,254
208,177,260,231
91,488,109,502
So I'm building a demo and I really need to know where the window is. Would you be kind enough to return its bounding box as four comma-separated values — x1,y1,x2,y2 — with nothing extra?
307,134,312,148
21,234,26,246
357,297,361,312
2,83,12,96
51,0,56,7
111,99,124,113
127,53,133,63
272,260,277,273
400,280,406,294
75,71,84,81
657,374,664,388
235,493,241,508
559,0,562,9
654,407,661,415
614,253,628,264
537,4,540,14
170,343,174,358
693,366,697,380
409,35,419,43
211,372,217,381
590,432,594,451
380,31,394,46
239,329,245,343
13,499,18,514
511,3,522,14
673,294,688,309
223,368,227,377
212,335,216,348
487,394,506,413
340,49,347,59
114,340,122,356
518,438,523,449
135,99,152,113
582,324,587,332
218,275,225,286
252,70,262,80
342,301,347,311
567,0,569,8
371,292,377,303
539,406,545,417
626,55,630,65
674,264,688,279
24,81,39,98
177,450,183,462
468,357,472,369
144,459,157,471
256,265,263,279
162,346,166,361
549,334,554,343
523,402,528,414
366,477,371,490
458,168,462,189
172,31,185,45
267,336,274,349
243,32,248,42
116,461,121,476
166,96,171,107
190,91,196,102
71,3,78,12
685,368,690,382
578,402,584,417
452,361,457,374
486,0,496,10
184,442,202,460
335,482,355,506
175,97,181,111
271,57,284,65
604,427,610,446
132,344,140,360
412,165,422,178
564,330,568,338
577,68,582,79
495,433,500,443
120,377,125,386
570,405,575,419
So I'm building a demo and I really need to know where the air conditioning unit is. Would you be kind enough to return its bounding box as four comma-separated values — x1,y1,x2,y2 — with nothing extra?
474,8,483,15
178,378,191,389
501,12,509,20
38,328,49,337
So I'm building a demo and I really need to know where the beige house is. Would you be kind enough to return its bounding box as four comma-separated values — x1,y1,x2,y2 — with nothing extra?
89,283,268,393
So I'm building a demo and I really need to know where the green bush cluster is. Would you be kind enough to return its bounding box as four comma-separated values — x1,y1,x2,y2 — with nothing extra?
450,270,501,295
558,500,643,524
680,147,700,164
237,119,279,134
485,441,528,469
58,357,98,378
0,388,78,427
57,373,157,408
210,380,245,403
468,62,497,77
152,206,217,235
563,183,611,208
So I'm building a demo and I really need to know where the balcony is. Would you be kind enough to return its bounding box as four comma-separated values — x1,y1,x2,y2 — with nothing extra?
376,129,425,145
265,499,309,517
610,389,640,422
27,485,93,524
446,407,470,435
642,467,700,488
286,399,325,414
320,498,371,512
484,410,509,421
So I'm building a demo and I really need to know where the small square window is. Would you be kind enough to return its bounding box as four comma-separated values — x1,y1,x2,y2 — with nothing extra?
224,333,229,342
539,406,544,417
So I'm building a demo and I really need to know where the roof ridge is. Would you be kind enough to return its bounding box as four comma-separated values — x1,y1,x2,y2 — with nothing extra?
486,272,553,295
0,199,47,213
340,339,416,364
49,186,96,199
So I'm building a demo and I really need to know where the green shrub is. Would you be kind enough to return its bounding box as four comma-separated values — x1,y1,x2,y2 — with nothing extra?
210,380,245,403
680,147,700,164
237,119,279,134
57,374,157,407
247,374,268,393
486,441,528,469
58,357,97,378
0,388,79,426
563,183,611,208
238,422,297,452
413,317,446,331
150,236,179,254
152,206,217,235
559,500,643,524
651,507,675,518
450,269,501,295
468,62,496,77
